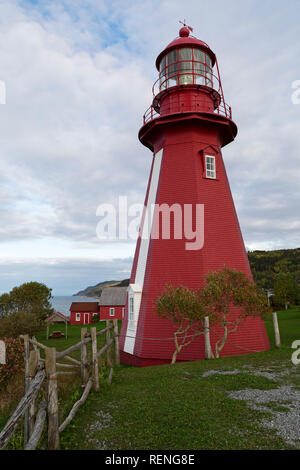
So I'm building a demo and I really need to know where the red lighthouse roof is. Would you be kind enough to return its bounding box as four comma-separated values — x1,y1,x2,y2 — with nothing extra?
155,25,216,70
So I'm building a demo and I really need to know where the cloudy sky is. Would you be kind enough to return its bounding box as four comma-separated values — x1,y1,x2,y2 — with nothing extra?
0,0,299,295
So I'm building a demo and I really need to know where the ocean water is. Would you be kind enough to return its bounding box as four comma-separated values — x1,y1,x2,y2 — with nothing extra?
51,296,99,317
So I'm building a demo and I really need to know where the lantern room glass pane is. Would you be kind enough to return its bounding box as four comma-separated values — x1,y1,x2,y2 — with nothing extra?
159,56,166,89
193,48,206,85
179,48,193,85
166,50,178,87
205,54,213,87
206,55,212,69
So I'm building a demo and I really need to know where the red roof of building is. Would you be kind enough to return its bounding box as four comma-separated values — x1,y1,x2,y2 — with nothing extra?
70,302,99,312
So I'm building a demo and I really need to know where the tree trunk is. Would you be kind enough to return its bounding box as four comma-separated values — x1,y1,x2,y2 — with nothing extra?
171,348,180,365
215,325,228,359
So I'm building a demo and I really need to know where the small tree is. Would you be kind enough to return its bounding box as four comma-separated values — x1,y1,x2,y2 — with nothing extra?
0,282,55,337
202,267,271,358
273,272,300,310
0,282,54,317
157,285,213,364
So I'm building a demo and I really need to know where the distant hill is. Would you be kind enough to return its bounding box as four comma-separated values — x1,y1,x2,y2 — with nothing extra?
74,248,300,297
73,279,130,298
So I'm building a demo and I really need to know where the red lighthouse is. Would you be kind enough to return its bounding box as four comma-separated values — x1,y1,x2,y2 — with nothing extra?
120,25,269,366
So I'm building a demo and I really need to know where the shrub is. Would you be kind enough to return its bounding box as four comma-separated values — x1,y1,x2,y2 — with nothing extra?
0,338,24,389
92,314,100,323
0,311,45,338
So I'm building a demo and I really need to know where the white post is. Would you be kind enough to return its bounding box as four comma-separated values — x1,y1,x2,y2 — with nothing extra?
204,317,214,359
272,312,281,348
0,340,6,365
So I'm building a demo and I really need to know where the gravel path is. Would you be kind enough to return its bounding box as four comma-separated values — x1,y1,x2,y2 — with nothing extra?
228,386,300,447
202,366,300,448
86,410,112,449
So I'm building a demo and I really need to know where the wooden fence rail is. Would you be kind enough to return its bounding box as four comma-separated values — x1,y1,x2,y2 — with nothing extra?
0,369,45,450
1,319,120,450
59,379,93,433
24,401,47,451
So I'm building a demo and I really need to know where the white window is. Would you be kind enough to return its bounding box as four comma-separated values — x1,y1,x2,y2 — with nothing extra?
76,313,81,322
129,296,134,321
205,155,216,179
109,308,115,317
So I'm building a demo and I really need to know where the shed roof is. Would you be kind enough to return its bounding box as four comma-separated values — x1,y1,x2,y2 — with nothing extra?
70,302,99,312
99,287,127,306
45,311,70,323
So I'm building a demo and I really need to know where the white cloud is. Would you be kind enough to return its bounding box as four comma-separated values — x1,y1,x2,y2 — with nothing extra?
0,0,299,292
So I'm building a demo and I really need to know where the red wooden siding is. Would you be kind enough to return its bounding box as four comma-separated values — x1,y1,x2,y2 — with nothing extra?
100,306,124,320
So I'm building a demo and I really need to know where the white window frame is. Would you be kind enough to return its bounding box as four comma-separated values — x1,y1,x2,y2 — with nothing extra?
75,312,81,322
109,307,115,317
205,155,216,179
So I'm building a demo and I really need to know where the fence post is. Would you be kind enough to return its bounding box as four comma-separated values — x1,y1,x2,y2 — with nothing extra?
45,347,59,450
90,327,99,391
204,317,214,359
272,312,281,348
31,336,41,362
81,328,88,386
106,320,113,367
23,334,30,445
113,319,120,366
28,350,39,438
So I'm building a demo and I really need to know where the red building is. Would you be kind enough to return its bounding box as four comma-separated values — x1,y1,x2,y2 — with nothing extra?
99,287,127,320
120,25,270,366
70,302,99,325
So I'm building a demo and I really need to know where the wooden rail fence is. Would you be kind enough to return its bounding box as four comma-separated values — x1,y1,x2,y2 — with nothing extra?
0,319,120,450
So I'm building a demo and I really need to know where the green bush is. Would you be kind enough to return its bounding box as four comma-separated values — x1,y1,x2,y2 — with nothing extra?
0,311,45,338
0,338,24,389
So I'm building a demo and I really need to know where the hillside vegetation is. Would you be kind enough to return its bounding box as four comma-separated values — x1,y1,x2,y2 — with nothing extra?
248,248,300,290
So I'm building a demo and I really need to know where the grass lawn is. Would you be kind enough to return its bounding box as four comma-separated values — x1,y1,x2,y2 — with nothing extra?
0,321,119,450
57,309,300,450
1,311,299,450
